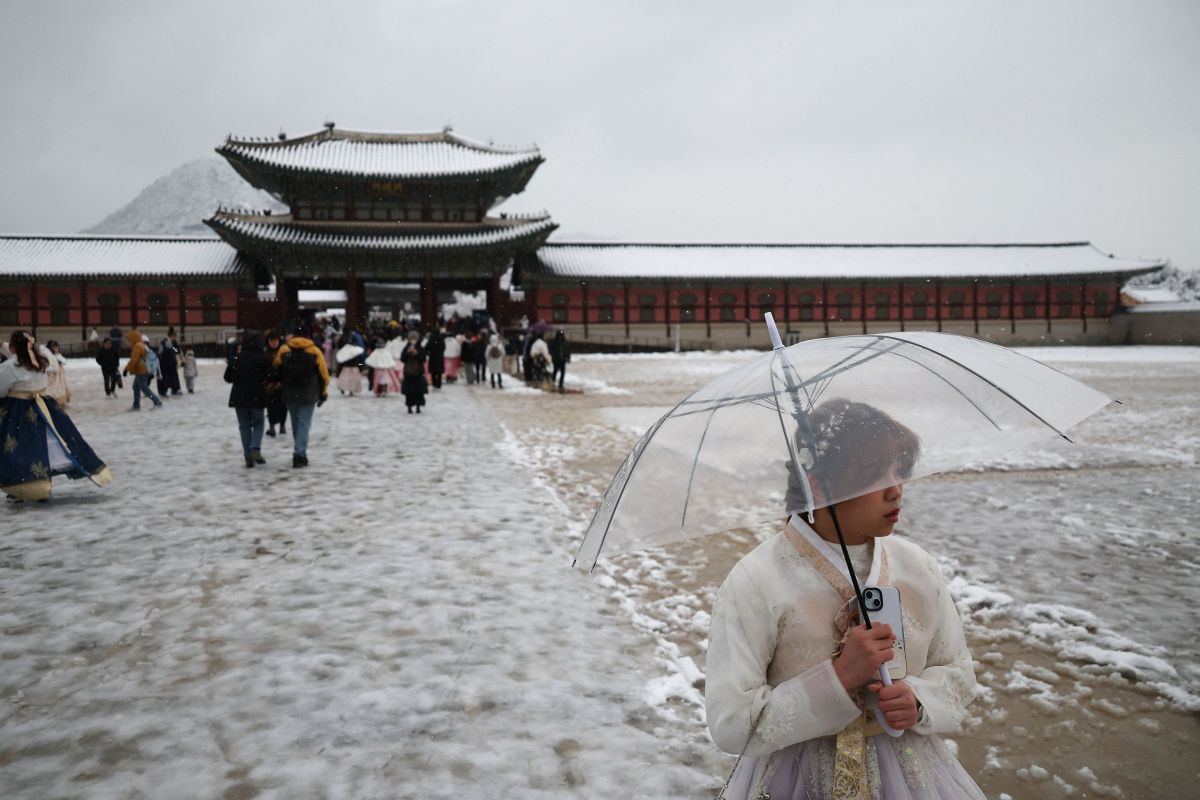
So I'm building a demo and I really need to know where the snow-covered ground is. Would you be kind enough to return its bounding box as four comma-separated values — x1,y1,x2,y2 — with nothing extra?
3,346,1198,799
0,363,717,799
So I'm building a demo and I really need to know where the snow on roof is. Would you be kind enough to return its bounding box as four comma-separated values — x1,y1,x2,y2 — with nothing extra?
1126,300,1200,314
219,128,542,179
1120,286,1180,303
0,235,245,278
527,242,1164,281
207,214,557,251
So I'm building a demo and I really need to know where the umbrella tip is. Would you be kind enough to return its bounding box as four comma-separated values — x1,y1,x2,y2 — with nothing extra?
764,312,784,350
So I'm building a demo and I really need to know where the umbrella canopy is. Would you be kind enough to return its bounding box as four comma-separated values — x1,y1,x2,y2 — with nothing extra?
385,338,407,359
575,324,1114,571
335,344,365,364
364,349,396,369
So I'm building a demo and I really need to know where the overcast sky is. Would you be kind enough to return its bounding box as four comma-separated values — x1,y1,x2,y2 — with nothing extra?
1,0,1197,269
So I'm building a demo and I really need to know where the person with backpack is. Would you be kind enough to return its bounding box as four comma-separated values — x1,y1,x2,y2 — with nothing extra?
273,322,329,468
122,329,162,411
224,332,273,468
486,333,505,389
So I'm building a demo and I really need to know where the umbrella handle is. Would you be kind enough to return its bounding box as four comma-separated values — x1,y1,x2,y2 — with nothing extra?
763,311,785,350
872,665,904,738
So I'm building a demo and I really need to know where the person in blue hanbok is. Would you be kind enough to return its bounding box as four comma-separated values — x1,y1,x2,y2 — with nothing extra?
0,331,112,502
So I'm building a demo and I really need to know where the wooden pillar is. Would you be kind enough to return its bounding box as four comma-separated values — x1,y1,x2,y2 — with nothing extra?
30,279,38,338
1009,280,1016,335
935,280,943,332
744,281,751,332
623,281,630,339
178,281,187,339
664,281,670,339
421,271,436,329
1045,279,1052,334
972,281,980,335
898,281,905,333
782,280,790,326
860,281,867,335
822,281,830,338
80,279,89,341
704,280,712,339
345,268,364,330
277,277,299,323
1080,279,1088,333
581,281,589,339
129,280,138,331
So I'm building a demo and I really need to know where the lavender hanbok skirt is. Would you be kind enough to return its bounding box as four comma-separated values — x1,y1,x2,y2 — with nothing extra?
722,733,985,800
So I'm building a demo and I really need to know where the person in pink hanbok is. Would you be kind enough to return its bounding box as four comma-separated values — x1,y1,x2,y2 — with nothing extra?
706,401,985,800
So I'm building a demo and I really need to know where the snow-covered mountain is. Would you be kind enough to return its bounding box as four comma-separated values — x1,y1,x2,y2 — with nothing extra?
82,158,285,236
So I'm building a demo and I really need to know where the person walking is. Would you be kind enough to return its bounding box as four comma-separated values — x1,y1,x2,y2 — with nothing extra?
273,322,329,468
264,330,288,437
157,328,182,396
549,329,571,393
472,332,488,385
224,332,272,468
460,333,477,385
425,329,446,389
181,348,198,393
123,329,162,410
95,337,121,397
400,332,427,413
486,333,505,389
443,331,462,383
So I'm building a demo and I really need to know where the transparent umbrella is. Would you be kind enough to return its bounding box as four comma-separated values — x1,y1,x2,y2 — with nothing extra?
575,314,1115,574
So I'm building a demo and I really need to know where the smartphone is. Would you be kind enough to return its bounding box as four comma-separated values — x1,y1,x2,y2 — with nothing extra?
860,586,907,680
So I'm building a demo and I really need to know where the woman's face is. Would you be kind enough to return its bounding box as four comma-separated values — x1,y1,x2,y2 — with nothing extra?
824,480,904,540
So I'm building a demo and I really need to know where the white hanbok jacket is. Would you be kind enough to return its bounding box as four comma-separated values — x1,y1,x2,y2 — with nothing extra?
705,521,980,795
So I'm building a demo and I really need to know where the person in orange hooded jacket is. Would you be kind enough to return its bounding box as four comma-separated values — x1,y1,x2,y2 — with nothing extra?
272,321,330,468
122,328,161,410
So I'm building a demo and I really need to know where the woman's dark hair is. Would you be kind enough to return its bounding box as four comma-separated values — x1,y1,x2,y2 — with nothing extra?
785,399,921,512
241,332,266,352
9,331,49,372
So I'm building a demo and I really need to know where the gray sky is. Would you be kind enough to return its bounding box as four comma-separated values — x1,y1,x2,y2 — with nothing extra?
1,0,1197,269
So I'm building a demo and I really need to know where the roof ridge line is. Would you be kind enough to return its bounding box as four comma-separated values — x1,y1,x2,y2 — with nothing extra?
540,241,1096,249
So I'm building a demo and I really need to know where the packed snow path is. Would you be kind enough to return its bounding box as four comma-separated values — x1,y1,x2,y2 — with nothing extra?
0,365,714,800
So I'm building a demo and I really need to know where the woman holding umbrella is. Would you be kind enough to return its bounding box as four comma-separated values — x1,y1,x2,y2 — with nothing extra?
335,337,365,395
705,399,985,799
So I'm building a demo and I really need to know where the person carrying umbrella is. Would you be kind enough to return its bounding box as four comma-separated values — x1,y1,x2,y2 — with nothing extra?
575,315,1116,800
705,399,985,799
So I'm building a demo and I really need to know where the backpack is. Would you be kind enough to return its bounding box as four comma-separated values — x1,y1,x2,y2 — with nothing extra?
279,347,317,387
145,349,160,375
487,344,502,360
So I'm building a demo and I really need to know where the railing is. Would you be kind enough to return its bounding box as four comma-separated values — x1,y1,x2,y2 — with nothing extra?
60,329,240,358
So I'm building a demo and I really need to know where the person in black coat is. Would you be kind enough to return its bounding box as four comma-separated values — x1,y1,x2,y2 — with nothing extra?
264,330,288,437
157,329,182,396
549,330,571,392
94,337,122,396
224,332,273,468
425,329,446,389
399,334,427,413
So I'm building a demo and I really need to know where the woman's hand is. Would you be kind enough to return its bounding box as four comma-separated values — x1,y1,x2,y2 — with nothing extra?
868,680,920,730
833,623,895,690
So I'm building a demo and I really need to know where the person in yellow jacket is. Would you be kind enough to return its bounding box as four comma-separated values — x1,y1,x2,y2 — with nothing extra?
273,322,330,468
122,328,161,410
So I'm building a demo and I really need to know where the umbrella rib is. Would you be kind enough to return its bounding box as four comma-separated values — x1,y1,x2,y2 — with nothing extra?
876,334,1075,442
669,341,907,420
679,352,765,530
772,348,819,519
578,356,765,570
886,349,1005,432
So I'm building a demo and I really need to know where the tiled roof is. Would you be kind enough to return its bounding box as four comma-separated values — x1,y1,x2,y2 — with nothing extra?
206,213,557,251
218,128,542,179
527,242,1164,281
0,235,245,278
